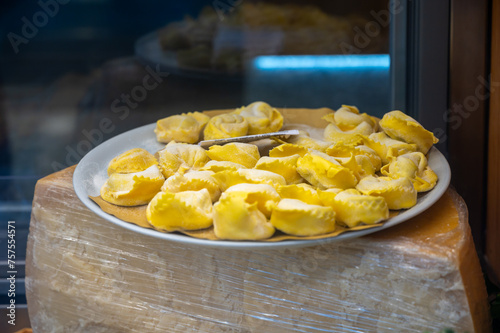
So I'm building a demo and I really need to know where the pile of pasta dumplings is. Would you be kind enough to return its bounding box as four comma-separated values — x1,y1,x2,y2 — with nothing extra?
99,102,439,240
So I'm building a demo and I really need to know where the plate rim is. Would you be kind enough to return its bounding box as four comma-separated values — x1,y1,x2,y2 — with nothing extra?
73,123,451,250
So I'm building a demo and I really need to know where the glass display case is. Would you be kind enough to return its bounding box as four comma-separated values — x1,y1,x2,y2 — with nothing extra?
0,0,491,322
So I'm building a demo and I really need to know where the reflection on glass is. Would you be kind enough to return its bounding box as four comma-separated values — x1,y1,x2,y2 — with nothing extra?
253,54,390,70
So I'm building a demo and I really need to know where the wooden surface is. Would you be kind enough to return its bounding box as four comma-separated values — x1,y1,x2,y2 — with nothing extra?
487,0,500,281
448,0,489,253
14,329,32,333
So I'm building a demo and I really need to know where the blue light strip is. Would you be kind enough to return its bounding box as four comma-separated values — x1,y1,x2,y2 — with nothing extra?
253,54,390,71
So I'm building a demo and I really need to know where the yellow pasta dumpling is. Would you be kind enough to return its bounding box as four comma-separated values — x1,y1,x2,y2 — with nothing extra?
362,132,418,164
268,143,309,158
286,131,331,151
233,101,283,134
296,151,357,190
381,152,438,192
161,170,221,202
277,183,322,205
379,110,438,154
331,154,377,181
224,183,280,218
323,122,373,145
101,165,165,206
270,199,336,236
155,112,209,144
355,175,417,210
184,111,210,127
328,189,389,228
317,188,343,207
322,106,376,145
203,113,248,140
213,168,286,191
157,142,210,178
326,143,382,171
206,142,260,168
147,189,213,232
254,155,303,184
323,105,378,132
201,160,246,173
107,148,158,176
213,191,275,240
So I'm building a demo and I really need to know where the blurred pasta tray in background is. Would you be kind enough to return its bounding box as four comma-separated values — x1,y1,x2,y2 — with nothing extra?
156,2,388,72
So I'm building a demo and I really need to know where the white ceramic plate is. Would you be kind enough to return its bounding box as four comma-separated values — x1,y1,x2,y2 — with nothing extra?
73,123,451,249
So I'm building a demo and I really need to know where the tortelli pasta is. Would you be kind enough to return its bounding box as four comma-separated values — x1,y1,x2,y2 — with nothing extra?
147,189,213,232
254,155,303,185
203,113,248,140
107,148,158,175
157,141,209,178
206,142,260,168
100,165,165,206
233,101,284,135
213,190,276,240
99,103,440,240
155,112,210,144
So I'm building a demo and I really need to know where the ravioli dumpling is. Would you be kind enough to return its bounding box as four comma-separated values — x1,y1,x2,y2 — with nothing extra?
330,154,377,181
213,191,275,240
362,132,418,164
157,142,209,178
269,143,309,158
147,189,213,232
254,155,303,184
328,189,389,228
224,183,280,218
206,142,260,168
233,101,283,134
356,176,417,210
277,183,322,205
322,105,376,145
155,112,209,144
201,160,246,173
107,148,158,176
380,152,438,192
317,188,343,207
296,151,357,190
203,113,248,140
213,168,286,191
326,143,382,172
286,131,331,152
323,105,379,132
161,170,221,202
323,122,373,145
270,199,336,236
379,110,438,154
101,165,165,206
